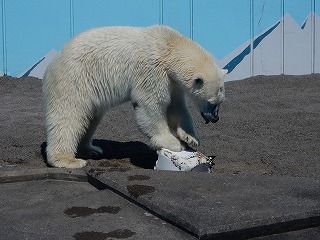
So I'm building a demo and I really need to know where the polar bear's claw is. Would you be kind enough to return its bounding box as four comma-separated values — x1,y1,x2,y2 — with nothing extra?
182,135,199,148
151,134,185,152
187,136,199,148
177,128,199,149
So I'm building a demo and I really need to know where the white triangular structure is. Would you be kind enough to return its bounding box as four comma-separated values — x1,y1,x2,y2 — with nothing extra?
18,49,58,79
301,13,320,73
218,39,252,82
253,15,283,76
283,13,312,75
0,71,3,76
219,13,320,81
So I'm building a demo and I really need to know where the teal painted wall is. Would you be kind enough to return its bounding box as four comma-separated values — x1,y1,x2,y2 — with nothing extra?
0,0,319,78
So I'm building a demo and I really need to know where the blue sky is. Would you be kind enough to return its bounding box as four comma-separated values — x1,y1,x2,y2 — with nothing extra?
1,0,319,76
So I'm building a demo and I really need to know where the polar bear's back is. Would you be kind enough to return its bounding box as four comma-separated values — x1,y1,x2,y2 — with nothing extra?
61,25,179,64
43,25,184,109
44,25,182,84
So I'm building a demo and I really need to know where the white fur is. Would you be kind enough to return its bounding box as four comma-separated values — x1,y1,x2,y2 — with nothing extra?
42,25,226,168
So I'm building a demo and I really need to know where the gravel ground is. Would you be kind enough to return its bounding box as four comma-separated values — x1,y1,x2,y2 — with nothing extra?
0,74,319,179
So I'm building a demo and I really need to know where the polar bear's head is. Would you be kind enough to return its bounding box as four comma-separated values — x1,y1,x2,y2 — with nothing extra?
166,37,227,124
191,66,227,124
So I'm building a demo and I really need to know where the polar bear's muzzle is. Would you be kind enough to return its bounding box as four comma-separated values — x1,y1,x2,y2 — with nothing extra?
201,103,219,124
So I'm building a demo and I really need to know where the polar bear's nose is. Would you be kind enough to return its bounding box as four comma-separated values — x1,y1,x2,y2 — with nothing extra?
201,103,219,124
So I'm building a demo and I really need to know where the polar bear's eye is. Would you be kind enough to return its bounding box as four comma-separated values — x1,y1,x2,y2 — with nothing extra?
194,78,203,87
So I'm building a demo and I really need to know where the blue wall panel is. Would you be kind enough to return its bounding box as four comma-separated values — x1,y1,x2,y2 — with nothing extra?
284,0,313,74
74,0,160,36
0,0,318,78
5,0,69,76
285,0,313,26
193,0,251,61
162,0,190,38
253,0,283,75
0,0,4,74
315,0,320,73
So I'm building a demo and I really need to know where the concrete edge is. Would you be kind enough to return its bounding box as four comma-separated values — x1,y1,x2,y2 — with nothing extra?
201,214,320,240
0,168,88,183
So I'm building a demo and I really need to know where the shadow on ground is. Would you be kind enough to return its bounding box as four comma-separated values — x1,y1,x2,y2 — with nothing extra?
41,140,158,169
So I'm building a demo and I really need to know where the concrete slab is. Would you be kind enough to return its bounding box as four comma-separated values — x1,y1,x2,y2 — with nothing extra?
0,178,195,240
87,168,320,239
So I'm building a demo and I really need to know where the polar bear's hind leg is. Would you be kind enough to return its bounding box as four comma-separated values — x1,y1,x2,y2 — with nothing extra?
45,106,93,168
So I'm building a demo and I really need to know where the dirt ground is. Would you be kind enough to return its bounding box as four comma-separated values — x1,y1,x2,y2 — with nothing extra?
0,74,319,179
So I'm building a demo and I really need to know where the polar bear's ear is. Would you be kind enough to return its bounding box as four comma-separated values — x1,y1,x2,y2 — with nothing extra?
221,69,228,76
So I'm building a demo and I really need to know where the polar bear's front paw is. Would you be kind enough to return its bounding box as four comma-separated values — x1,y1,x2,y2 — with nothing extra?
177,128,199,149
150,134,185,151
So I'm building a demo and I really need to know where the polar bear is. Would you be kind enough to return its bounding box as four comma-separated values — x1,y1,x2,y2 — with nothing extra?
43,25,227,168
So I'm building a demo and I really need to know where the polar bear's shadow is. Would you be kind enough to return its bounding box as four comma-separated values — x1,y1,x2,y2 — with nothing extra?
92,139,158,169
41,140,158,169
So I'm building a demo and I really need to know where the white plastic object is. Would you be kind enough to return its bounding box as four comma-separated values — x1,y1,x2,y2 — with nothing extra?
154,148,213,172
